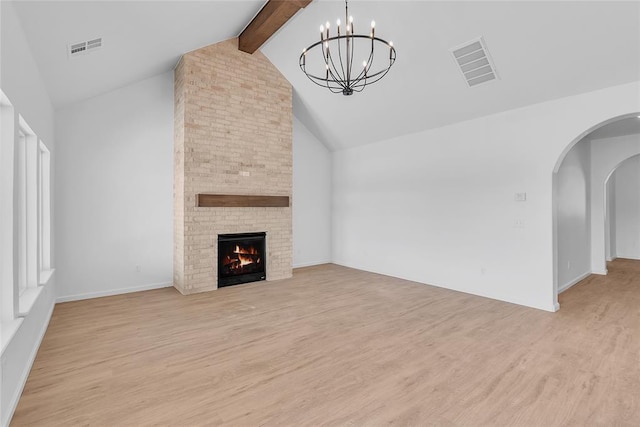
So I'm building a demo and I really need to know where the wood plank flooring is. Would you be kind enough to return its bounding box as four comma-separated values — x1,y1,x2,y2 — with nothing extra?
11,260,640,426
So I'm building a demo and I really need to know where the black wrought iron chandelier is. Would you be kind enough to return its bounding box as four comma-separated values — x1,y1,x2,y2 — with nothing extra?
299,0,396,96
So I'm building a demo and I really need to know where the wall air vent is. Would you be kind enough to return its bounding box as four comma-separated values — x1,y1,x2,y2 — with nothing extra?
68,37,103,58
450,37,499,87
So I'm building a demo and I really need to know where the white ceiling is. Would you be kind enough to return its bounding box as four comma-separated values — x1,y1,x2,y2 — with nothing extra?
11,0,265,107
11,1,640,151
262,0,640,150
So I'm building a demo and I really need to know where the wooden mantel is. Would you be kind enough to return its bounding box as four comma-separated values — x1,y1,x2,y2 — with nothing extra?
197,194,289,208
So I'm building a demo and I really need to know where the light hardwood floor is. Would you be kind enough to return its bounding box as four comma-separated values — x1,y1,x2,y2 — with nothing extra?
11,260,640,426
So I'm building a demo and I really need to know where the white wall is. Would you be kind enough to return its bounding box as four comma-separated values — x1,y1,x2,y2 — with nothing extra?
590,133,640,273
1,2,56,425
613,155,640,259
55,73,174,301
333,81,640,312
556,141,591,291
293,117,331,268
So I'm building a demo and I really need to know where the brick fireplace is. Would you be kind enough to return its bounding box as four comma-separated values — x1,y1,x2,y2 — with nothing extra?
173,38,292,294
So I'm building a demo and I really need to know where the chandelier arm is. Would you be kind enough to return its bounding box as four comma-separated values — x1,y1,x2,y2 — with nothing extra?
349,35,376,87
348,34,355,88
336,31,347,81
304,74,346,92
321,43,348,92
351,57,394,85
326,47,347,89
351,65,393,89
302,67,349,91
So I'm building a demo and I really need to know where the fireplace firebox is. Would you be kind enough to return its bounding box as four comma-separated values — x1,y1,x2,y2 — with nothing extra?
218,232,266,287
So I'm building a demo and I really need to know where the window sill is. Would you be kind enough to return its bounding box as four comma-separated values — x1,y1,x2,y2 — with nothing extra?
39,268,55,285
1,318,24,356
18,286,43,317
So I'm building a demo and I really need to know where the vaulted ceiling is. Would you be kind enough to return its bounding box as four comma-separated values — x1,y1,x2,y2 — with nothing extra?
11,1,640,151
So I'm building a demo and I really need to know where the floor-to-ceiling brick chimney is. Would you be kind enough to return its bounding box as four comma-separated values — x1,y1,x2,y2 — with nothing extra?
174,38,292,294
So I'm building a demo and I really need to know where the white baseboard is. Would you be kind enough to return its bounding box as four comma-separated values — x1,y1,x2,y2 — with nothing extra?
592,269,608,275
56,281,173,303
293,260,331,269
558,271,591,294
613,254,640,261
3,300,55,427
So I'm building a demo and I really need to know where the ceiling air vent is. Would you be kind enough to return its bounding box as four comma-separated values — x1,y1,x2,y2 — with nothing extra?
450,37,499,87
68,37,103,58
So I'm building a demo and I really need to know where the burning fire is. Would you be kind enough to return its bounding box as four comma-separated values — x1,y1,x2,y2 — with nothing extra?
235,245,259,267
221,244,261,269
234,245,259,255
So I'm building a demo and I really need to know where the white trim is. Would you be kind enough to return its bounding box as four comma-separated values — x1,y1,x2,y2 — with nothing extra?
0,318,24,356
612,254,640,261
56,281,173,303
293,260,331,269
558,271,591,294
592,269,608,275
331,260,557,312
2,300,54,427
38,268,55,286
554,302,560,312
17,286,43,317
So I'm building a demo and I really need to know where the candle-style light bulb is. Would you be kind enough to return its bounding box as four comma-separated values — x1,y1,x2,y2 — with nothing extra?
326,21,330,28
363,60,367,68
349,16,353,23
337,18,341,26
371,20,376,28
320,25,324,32
389,41,393,47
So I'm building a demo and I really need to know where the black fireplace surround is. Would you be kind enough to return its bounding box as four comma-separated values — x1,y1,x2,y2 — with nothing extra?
218,232,266,287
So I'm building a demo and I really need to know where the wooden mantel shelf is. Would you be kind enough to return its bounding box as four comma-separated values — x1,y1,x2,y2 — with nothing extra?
197,194,289,208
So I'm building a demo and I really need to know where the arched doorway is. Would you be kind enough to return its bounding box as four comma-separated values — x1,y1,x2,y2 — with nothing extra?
604,154,640,263
553,113,640,305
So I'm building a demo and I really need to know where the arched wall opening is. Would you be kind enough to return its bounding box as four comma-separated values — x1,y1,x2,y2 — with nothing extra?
553,113,640,303
604,154,640,263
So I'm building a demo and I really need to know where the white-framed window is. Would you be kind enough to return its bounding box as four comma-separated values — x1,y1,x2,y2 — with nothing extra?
38,140,52,280
16,115,41,315
1,90,24,351
1,89,53,352
17,128,28,297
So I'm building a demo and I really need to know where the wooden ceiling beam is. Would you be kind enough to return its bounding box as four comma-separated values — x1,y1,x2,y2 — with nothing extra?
239,0,313,54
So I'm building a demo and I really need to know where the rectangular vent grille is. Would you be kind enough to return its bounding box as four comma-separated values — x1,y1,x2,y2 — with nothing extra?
451,37,499,87
68,37,102,58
